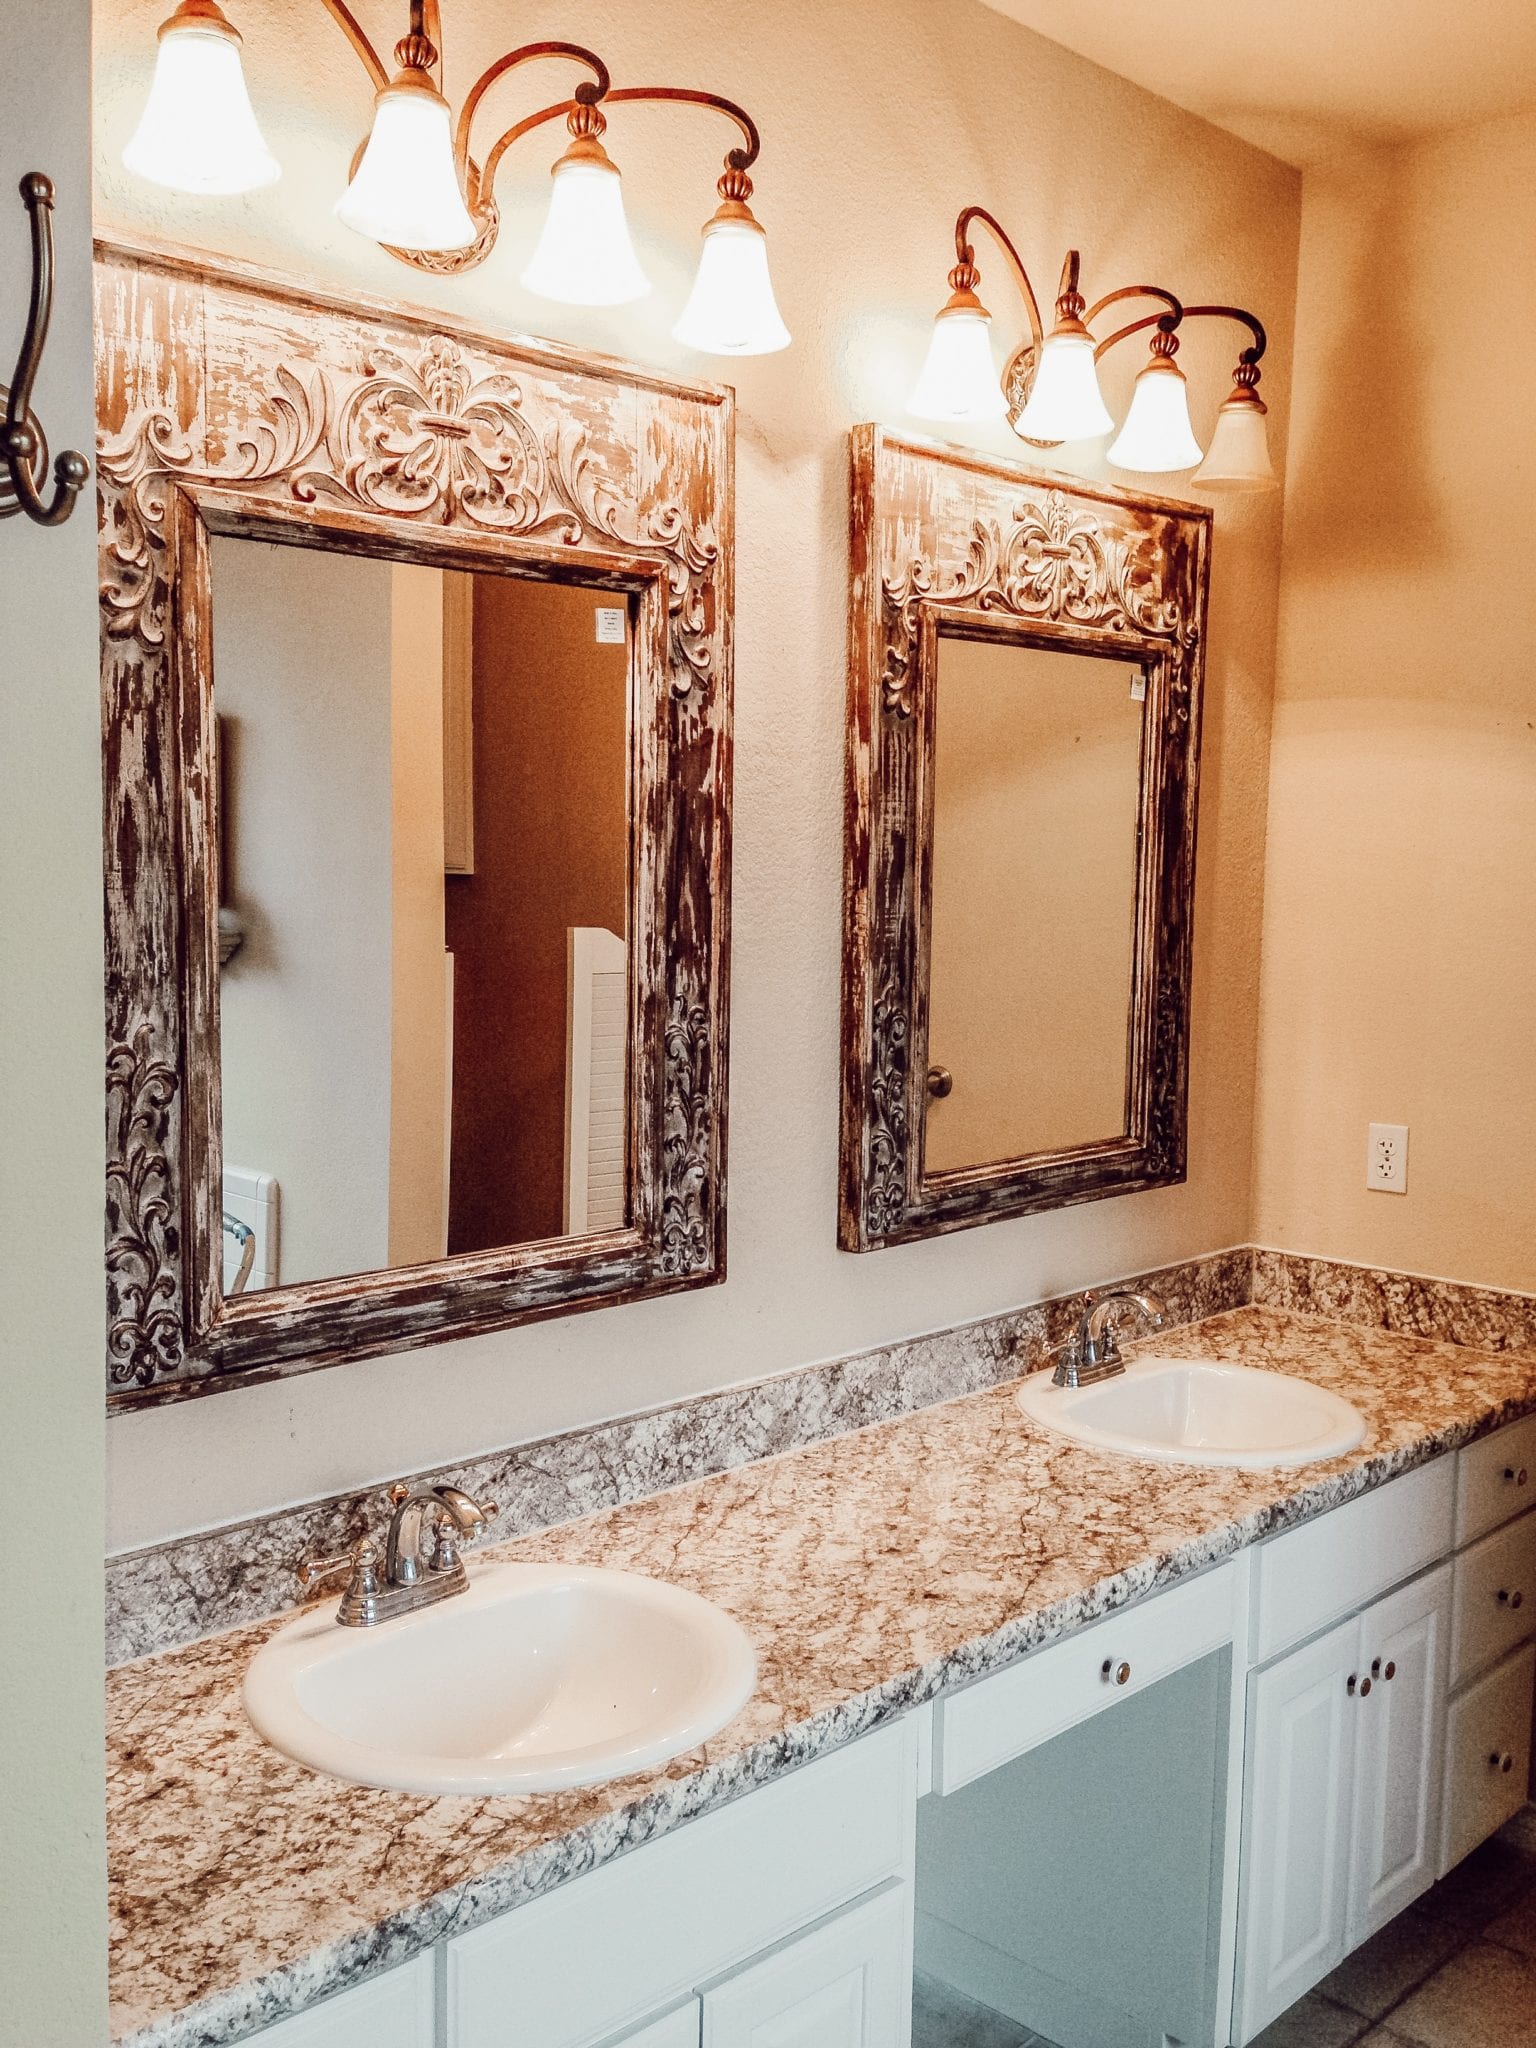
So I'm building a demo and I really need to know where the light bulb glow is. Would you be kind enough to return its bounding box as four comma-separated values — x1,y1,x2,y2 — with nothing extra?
520,155,650,307
906,308,1008,422
1016,330,1115,442
335,77,477,251
672,217,790,355
1108,355,1204,472
1192,390,1277,491
122,14,280,196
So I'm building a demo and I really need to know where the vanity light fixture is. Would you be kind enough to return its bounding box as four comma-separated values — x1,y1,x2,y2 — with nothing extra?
907,206,1275,489
122,0,791,353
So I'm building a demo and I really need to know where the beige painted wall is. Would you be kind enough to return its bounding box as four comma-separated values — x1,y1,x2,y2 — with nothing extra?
0,0,110,2037
1253,115,1536,1290
94,0,1299,1549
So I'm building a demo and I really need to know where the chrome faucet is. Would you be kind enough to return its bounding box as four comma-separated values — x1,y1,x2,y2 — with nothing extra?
1051,1288,1168,1388
298,1480,499,1627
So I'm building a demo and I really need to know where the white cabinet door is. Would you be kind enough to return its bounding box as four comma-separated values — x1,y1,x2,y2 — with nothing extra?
1349,1563,1451,1942
1237,1616,1360,2042
701,1884,909,2048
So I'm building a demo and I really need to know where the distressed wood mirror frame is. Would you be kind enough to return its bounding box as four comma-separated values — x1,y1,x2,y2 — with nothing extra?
96,240,733,1408
839,425,1211,1251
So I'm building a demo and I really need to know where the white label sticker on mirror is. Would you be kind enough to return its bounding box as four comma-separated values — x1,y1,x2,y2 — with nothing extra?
1130,667,1148,702
595,606,626,645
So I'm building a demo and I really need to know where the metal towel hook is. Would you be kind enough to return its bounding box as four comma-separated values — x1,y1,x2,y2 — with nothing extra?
1,173,90,528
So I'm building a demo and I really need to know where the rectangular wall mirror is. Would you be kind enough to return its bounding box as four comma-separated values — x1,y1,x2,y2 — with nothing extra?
840,426,1211,1249
97,244,733,1405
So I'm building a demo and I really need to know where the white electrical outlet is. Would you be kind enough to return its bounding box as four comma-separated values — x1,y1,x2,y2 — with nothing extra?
1367,1123,1409,1194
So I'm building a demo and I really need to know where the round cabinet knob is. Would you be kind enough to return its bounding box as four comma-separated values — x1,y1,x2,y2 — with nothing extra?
1491,1751,1516,1774
1360,1676,1373,1697
1506,1467,1529,1487
1499,1589,1525,1609
1384,1661,1396,1681
1102,1658,1132,1686
926,1066,954,1100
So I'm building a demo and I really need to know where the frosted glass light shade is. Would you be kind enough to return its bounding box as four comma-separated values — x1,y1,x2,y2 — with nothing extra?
1108,355,1204,472
521,155,650,306
1192,390,1277,491
336,76,477,251
906,308,1008,422
122,10,280,196
673,217,790,355
1016,330,1114,442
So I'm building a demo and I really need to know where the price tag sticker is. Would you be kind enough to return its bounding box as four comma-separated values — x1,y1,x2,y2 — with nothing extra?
595,606,626,645
1129,667,1148,702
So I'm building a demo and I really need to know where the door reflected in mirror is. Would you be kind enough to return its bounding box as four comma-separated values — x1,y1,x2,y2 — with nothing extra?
212,538,632,1294
924,630,1146,1176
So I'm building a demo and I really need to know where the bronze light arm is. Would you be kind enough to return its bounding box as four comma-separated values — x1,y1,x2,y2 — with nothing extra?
456,42,612,179
477,83,762,230
949,205,1045,347
601,87,761,172
1086,283,1185,360
1090,300,1267,386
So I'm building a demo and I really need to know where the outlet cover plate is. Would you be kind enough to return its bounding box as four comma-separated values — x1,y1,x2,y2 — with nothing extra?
1367,1122,1409,1194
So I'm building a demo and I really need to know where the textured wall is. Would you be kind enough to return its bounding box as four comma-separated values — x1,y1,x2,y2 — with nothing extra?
1254,117,1536,1291
1,0,110,2038
93,0,1300,1548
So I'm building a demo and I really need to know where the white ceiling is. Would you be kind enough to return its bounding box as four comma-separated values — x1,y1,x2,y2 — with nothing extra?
980,0,1536,163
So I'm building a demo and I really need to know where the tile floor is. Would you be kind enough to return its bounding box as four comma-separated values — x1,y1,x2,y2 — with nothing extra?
914,1811,1536,2048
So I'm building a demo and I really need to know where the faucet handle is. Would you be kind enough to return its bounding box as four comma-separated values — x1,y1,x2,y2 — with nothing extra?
297,1536,374,1591
297,1538,382,1626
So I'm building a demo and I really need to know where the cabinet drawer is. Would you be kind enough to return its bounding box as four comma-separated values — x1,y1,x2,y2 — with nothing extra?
1253,1458,1454,1665
446,1723,911,2048
1456,1416,1536,1548
1452,1510,1536,1687
933,1563,1234,1795
700,1882,908,2048
1440,1642,1536,1874
255,1958,434,2048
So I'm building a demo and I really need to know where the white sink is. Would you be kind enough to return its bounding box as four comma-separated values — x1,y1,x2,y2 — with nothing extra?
1016,1354,1366,1469
243,1561,757,1796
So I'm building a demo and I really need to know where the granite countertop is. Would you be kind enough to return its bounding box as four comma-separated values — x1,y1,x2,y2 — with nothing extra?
109,1305,1536,2048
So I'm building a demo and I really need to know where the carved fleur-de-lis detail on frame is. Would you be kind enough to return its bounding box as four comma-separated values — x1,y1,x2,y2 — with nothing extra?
998,491,1182,638
297,337,549,530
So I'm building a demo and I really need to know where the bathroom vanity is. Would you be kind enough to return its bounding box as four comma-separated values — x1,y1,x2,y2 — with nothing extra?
105,1308,1536,2048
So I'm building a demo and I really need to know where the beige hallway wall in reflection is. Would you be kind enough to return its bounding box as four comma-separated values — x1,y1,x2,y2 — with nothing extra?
926,640,1143,1172
215,539,394,1285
